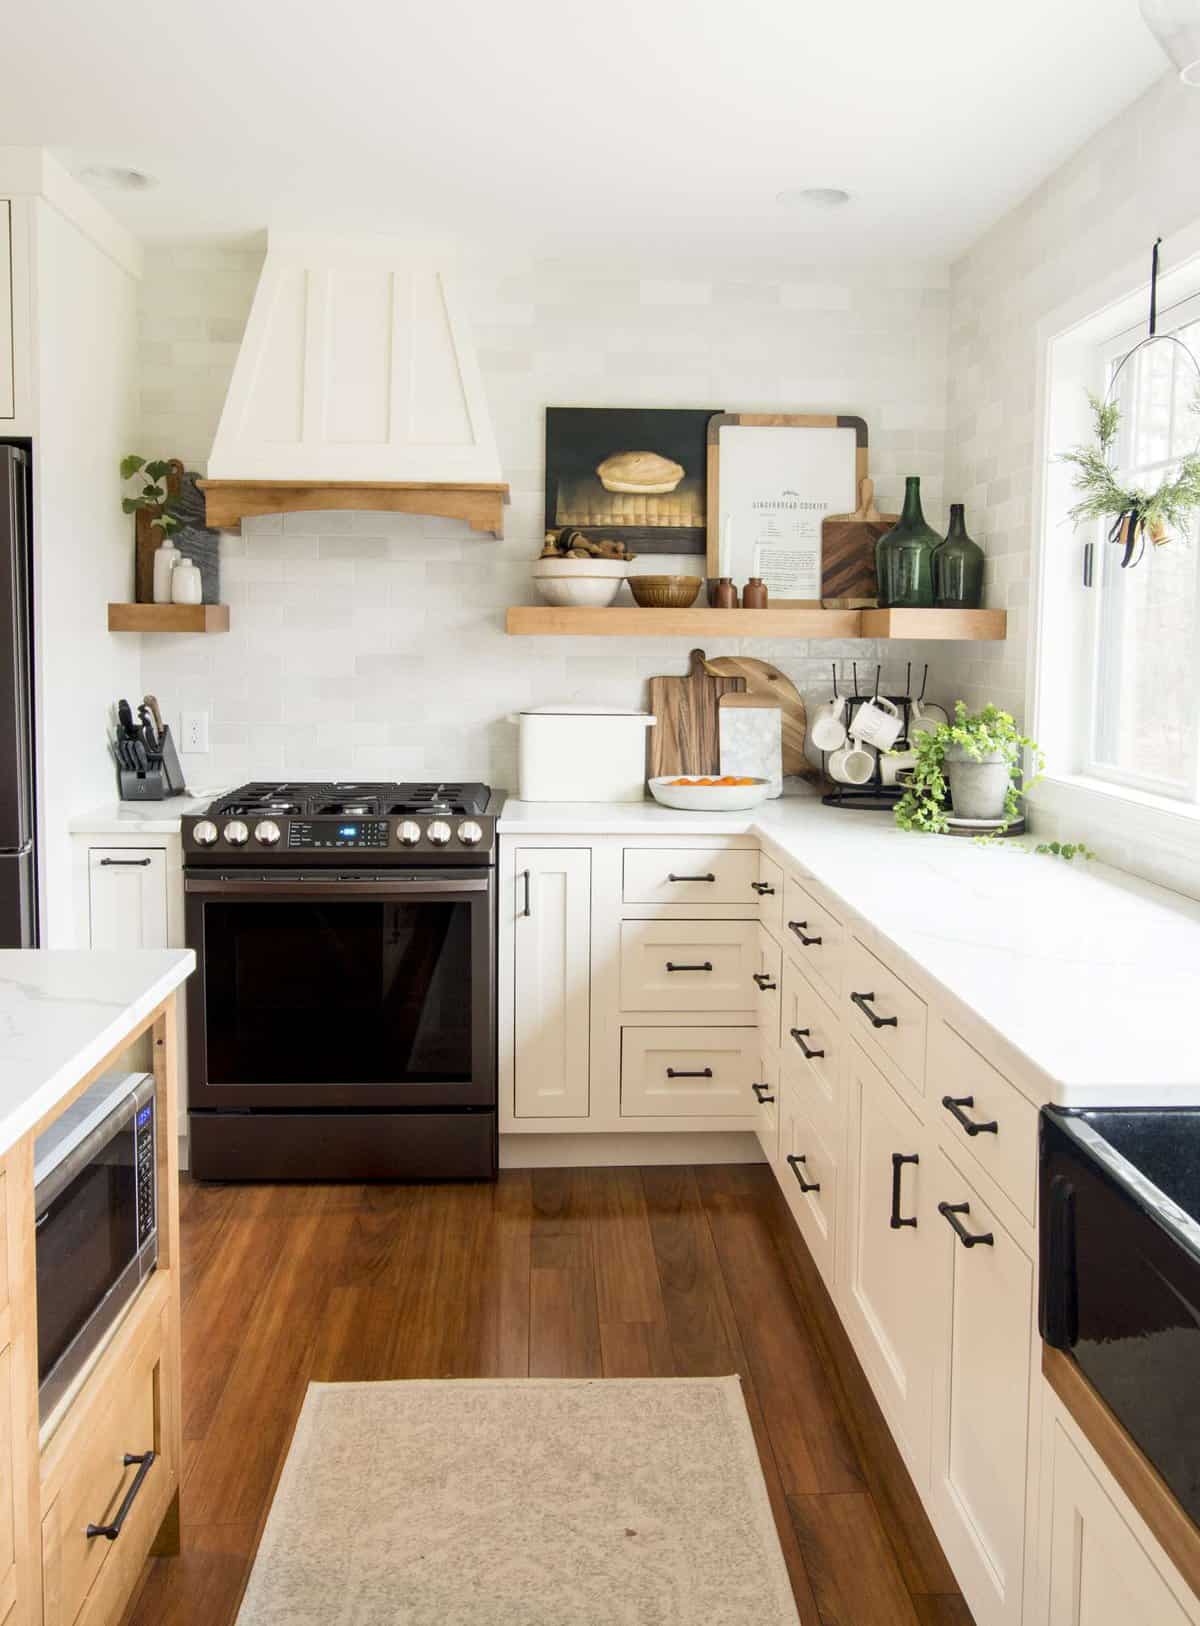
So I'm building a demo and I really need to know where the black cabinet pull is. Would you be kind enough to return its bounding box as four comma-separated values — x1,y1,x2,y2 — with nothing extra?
851,991,898,1028
938,1201,994,1249
787,1153,821,1194
751,1081,775,1103
751,881,775,895
942,1095,999,1137
521,870,532,917
890,1152,919,1229
790,1027,825,1060
99,857,153,867
752,972,777,991
668,873,715,883
87,1450,156,1540
788,920,822,946
667,1067,713,1079
666,961,713,973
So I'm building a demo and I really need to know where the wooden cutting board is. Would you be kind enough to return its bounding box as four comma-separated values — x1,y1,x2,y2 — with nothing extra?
647,648,745,779
821,477,897,608
701,656,814,778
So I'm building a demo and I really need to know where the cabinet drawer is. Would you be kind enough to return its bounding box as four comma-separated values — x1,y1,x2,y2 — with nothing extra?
754,928,782,1050
781,957,844,1145
782,877,846,1002
620,920,757,1011
753,1049,779,1164
778,1071,838,1288
846,936,927,1096
620,1027,756,1117
42,1301,174,1626
622,847,760,905
930,1022,1038,1222
753,853,784,936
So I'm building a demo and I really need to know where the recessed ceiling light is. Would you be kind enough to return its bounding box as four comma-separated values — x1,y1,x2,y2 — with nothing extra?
77,165,157,193
776,187,851,211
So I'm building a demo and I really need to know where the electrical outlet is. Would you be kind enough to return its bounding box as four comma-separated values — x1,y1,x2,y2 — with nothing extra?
181,710,210,753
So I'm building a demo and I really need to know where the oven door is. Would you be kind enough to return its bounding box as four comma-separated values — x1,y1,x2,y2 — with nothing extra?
185,871,495,1110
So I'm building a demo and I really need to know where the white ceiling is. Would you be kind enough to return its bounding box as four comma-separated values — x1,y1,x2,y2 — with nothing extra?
0,0,1169,262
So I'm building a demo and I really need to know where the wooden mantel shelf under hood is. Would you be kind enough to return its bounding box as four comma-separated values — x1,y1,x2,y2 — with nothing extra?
198,479,509,536
202,234,509,538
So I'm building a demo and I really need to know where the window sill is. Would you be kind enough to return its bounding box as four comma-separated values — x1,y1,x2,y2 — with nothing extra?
1029,773,1200,873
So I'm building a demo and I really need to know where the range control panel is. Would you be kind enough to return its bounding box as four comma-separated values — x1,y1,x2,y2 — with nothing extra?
287,820,391,850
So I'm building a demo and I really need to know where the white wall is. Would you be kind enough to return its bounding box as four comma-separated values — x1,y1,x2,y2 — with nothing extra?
33,196,141,944
938,68,1200,891
137,247,954,791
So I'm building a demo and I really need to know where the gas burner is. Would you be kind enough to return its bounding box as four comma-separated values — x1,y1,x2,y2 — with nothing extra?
315,799,382,817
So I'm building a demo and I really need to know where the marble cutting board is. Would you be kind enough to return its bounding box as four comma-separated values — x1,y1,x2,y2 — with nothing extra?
718,695,782,797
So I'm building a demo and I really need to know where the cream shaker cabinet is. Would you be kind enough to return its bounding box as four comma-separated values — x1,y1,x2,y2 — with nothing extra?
512,848,592,1119
86,849,168,951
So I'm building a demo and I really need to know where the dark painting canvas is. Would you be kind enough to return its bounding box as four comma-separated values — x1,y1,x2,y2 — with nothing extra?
544,407,720,555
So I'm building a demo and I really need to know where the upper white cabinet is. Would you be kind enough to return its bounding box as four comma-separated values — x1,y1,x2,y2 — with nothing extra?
929,1145,1034,1626
86,848,167,951
843,1038,935,1483
0,201,13,419
512,848,591,1119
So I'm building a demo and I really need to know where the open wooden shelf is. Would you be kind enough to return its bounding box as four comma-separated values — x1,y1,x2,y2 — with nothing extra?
504,605,1007,641
108,603,231,634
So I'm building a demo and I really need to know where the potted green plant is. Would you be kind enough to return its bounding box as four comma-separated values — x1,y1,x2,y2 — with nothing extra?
120,456,180,535
893,703,1043,833
1059,392,1200,566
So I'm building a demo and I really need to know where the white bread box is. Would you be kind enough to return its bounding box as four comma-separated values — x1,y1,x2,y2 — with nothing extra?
515,707,655,802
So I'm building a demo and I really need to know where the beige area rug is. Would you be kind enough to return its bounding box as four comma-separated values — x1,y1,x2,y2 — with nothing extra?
235,1377,801,1625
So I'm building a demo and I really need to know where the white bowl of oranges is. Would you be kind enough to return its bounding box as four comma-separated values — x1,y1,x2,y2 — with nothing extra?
648,774,770,811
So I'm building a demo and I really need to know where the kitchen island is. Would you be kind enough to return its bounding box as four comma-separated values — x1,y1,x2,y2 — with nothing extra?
0,948,192,1626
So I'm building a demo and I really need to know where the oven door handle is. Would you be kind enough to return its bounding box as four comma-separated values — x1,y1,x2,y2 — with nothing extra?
184,875,491,897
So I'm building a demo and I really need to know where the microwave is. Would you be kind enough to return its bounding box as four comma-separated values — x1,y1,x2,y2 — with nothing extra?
34,1073,158,1419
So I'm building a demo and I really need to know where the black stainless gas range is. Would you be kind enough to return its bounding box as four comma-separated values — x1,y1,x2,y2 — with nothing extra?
182,782,502,1182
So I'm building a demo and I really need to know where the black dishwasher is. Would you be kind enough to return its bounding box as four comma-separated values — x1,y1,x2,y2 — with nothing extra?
1039,1106,1200,1525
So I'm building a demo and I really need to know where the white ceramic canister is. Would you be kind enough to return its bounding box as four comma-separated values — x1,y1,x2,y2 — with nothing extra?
152,539,181,604
513,707,656,802
171,558,203,605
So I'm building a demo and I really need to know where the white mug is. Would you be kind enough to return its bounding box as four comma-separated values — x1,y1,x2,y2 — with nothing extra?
881,748,917,786
810,695,848,752
907,699,949,739
853,695,904,751
828,740,875,785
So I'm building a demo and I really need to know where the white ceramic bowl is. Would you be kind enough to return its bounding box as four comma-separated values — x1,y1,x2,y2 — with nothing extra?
531,557,628,608
648,776,771,811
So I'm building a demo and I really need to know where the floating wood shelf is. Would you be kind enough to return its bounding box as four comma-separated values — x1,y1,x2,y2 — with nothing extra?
197,479,510,537
504,606,1007,641
108,603,231,634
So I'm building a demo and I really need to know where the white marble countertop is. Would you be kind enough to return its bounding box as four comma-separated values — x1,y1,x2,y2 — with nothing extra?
68,794,219,835
0,950,194,1158
499,792,1200,1107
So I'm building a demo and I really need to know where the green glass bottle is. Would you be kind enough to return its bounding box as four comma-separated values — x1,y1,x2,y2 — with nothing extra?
934,503,985,609
875,476,940,609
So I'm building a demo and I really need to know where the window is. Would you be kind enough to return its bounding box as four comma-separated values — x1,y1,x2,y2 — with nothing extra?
1084,292,1200,805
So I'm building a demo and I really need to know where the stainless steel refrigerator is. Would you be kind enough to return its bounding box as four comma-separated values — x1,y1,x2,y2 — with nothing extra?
0,446,36,947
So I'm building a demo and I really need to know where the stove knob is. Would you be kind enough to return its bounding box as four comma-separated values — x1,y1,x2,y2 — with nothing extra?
254,819,282,847
457,820,483,847
193,819,219,847
396,820,423,847
222,820,249,848
427,820,452,847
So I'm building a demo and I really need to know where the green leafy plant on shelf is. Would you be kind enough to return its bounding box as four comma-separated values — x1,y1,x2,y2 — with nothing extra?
120,455,179,536
889,702,1098,859
1059,392,1200,564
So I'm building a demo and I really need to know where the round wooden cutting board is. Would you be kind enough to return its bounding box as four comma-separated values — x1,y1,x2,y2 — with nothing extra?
701,656,813,777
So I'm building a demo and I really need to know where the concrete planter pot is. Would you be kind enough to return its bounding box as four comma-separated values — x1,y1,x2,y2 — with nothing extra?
944,745,1013,821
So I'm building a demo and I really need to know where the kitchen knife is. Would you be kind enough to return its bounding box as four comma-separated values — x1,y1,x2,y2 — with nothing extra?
117,698,137,738
138,704,159,753
143,694,165,736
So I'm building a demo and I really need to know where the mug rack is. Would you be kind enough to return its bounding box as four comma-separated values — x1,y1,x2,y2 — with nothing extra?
819,661,927,812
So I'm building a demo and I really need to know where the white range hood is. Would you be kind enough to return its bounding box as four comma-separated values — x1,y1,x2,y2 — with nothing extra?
199,232,508,536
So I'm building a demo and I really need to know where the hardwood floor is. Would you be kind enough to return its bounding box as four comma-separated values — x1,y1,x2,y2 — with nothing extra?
124,1163,974,1626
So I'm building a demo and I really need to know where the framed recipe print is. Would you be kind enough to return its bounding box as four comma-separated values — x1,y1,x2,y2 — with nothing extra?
545,407,722,555
706,413,868,604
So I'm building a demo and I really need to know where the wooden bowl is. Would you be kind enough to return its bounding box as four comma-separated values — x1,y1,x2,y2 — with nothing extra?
629,575,703,609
